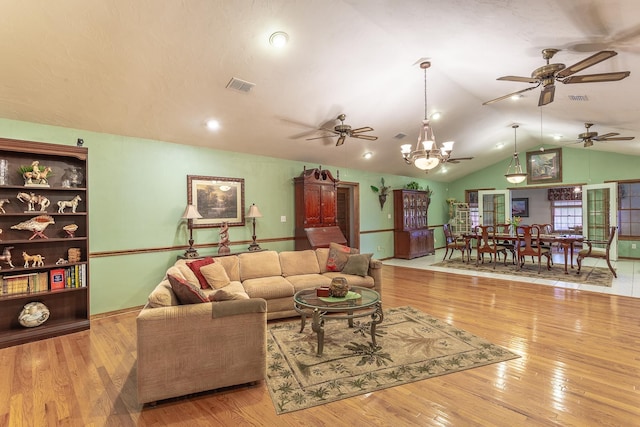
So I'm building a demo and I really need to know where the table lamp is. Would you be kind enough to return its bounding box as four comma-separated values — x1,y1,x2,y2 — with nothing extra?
246,203,263,251
181,204,202,258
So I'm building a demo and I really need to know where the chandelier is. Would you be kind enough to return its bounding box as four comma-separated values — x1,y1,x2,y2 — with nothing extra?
401,61,454,171
505,124,527,184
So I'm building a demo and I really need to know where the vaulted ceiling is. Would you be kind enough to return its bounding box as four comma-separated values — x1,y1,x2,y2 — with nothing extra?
1,0,638,182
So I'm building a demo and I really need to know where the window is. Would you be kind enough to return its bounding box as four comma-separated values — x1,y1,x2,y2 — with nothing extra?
618,181,640,238
552,200,582,232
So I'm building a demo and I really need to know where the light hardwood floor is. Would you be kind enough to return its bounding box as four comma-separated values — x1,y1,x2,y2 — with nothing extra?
2,264,640,426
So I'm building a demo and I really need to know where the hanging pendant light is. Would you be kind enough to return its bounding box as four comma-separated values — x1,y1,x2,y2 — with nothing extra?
505,124,527,184
401,61,454,171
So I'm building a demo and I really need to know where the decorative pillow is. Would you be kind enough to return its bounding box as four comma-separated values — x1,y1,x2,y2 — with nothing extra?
167,274,209,304
200,262,231,289
186,257,214,289
211,288,250,301
341,253,373,277
326,242,359,272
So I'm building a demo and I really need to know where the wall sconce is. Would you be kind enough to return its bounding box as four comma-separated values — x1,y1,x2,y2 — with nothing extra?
181,204,202,258
246,203,263,251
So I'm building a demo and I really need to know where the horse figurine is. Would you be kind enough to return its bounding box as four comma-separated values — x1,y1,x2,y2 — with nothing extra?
0,246,15,269
57,195,82,213
17,192,50,212
0,198,9,213
22,251,45,268
22,161,52,186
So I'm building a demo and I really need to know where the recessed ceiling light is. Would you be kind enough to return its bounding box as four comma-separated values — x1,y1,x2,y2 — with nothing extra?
495,142,505,149
206,119,220,131
430,112,442,120
362,152,373,159
511,94,523,100
269,31,289,48
553,134,562,140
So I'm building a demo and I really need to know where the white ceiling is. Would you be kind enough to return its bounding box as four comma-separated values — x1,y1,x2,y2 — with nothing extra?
1,0,639,182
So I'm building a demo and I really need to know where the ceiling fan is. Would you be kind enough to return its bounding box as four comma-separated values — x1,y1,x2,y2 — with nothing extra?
446,157,474,164
483,48,631,107
577,123,635,148
306,114,378,146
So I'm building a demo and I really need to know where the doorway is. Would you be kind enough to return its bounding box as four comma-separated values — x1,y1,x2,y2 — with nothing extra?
337,183,360,248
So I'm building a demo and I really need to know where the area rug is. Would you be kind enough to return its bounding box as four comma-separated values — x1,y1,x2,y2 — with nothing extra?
430,257,613,287
266,306,519,414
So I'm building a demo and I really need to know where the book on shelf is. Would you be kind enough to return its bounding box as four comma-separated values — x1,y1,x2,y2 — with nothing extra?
1,273,36,295
50,269,66,290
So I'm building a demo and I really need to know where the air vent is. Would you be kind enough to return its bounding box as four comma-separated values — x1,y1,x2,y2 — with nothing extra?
568,95,589,101
226,77,255,93
394,133,407,139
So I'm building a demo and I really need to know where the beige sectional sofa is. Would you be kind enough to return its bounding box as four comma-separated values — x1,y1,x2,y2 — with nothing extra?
137,248,382,404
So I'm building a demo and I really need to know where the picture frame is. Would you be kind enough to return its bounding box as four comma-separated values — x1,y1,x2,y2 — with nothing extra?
187,175,245,228
511,198,529,217
526,148,562,184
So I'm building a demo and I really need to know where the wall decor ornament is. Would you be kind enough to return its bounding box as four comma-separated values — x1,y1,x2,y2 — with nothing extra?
370,177,391,210
18,302,50,328
511,198,529,217
187,175,245,228
526,148,562,184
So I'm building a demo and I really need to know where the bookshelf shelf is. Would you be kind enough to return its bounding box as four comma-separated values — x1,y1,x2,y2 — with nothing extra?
0,138,89,349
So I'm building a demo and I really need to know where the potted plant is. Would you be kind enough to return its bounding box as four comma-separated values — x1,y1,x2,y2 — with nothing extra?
371,178,391,210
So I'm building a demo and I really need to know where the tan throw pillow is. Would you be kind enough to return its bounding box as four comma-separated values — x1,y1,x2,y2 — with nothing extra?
326,242,359,272
200,262,231,289
211,289,250,301
167,274,209,305
341,253,373,277
186,257,215,289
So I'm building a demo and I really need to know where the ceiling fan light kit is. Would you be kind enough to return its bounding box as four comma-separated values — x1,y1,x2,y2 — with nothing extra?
401,61,455,172
505,124,527,184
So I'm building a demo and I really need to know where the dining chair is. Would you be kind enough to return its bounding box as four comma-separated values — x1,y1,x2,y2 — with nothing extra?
495,223,517,264
532,223,555,265
443,223,471,261
576,226,617,278
475,225,508,269
516,224,552,273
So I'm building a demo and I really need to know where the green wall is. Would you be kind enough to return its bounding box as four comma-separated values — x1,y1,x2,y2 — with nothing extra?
1,118,448,314
447,144,640,258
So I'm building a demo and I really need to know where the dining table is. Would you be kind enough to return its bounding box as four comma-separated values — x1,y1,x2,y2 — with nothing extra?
462,232,584,274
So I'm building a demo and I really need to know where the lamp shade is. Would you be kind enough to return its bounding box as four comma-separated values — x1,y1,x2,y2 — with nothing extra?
247,203,263,218
181,204,202,219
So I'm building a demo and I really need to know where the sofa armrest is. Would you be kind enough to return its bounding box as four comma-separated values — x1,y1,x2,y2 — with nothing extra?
137,298,267,404
368,259,383,294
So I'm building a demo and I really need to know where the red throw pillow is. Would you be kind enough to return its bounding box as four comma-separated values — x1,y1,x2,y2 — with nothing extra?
186,257,215,289
326,242,359,272
167,274,209,305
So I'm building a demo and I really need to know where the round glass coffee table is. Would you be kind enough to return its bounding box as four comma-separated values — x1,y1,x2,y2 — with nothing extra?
293,285,383,356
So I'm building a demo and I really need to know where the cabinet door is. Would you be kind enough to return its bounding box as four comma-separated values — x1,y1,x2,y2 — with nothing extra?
304,185,322,226
321,185,337,225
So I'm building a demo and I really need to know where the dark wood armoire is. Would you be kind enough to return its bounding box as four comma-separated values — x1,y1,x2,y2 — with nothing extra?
393,189,435,259
294,167,345,250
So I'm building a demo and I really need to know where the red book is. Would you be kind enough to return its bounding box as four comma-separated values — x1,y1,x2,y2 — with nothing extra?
50,269,65,290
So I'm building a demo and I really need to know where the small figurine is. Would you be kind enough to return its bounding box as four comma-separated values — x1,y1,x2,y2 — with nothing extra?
0,198,9,213
218,222,230,254
63,223,78,238
16,192,49,212
56,258,69,265
57,195,82,213
10,215,55,240
22,252,45,268
19,302,50,328
0,246,15,269
21,161,52,187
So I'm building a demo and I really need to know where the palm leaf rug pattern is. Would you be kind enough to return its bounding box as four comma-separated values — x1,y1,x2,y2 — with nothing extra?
266,306,519,414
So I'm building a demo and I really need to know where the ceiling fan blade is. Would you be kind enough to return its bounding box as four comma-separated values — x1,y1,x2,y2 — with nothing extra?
335,135,346,146
562,71,630,83
497,76,539,84
600,136,635,141
448,157,473,162
482,85,539,106
306,134,337,141
538,85,555,106
350,134,378,141
350,127,374,134
556,50,618,78
593,132,620,140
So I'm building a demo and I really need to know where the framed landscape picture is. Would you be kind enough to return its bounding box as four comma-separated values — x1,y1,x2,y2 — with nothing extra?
187,175,245,228
526,148,562,184
511,198,529,217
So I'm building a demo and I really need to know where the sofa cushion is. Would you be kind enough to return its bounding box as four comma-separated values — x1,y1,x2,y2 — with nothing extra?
168,274,209,304
285,274,332,292
215,255,240,282
211,288,250,301
242,276,294,299
186,257,215,289
200,262,231,289
316,248,330,273
239,251,282,281
279,250,320,277
326,242,359,271
147,281,178,308
341,253,373,277
170,261,201,287
323,272,375,288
